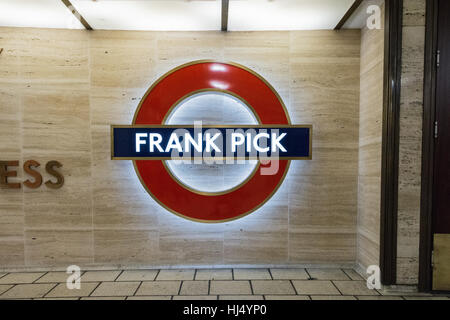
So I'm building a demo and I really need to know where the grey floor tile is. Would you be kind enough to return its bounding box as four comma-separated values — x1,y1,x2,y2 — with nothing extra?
127,296,172,300
357,296,403,300
210,281,252,295
91,281,140,297
173,295,218,300
136,281,181,295
35,297,79,300
342,269,364,280
116,270,158,282
311,295,357,300
306,269,350,280
219,295,264,300
1,283,56,299
81,271,121,282
45,282,99,298
234,269,271,280
403,296,450,300
251,280,295,295
265,295,310,300
36,271,81,283
292,280,340,295
81,296,126,300
179,281,209,295
333,281,379,296
156,269,195,281
0,284,13,295
270,268,309,280
195,269,232,280
0,272,45,284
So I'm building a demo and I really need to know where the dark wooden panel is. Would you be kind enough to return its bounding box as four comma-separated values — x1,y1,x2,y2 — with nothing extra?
433,0,450,234
419,0,438,293
380,0,403,286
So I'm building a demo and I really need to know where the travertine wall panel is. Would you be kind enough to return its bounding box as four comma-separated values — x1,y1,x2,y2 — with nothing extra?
356,3,385,271
0,27,360,269
396,0,426,285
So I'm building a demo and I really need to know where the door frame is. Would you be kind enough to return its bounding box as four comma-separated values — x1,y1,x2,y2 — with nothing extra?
419,0,438,292
379,0,403,286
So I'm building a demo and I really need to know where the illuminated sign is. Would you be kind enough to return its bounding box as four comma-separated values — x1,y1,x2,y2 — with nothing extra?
111,61,312,223
112,125,311,160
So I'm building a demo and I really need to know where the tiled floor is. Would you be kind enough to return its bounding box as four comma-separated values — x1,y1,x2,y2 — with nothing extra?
0,268,448,300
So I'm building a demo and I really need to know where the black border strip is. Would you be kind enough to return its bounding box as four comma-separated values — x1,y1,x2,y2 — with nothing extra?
61,0,93,30
221,0,229,32
380,0,403,286
419,0,438,293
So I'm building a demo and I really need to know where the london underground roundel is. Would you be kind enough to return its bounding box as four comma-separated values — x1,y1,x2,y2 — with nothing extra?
111,61,312,223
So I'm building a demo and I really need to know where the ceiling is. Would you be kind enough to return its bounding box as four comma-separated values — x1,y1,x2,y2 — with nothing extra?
0,0,358,31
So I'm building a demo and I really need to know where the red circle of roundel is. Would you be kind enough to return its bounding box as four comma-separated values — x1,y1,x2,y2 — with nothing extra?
133,61,290,223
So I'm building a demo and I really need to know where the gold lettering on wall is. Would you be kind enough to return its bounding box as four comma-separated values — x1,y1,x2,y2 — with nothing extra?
45,160,64,189
23,160,43,189
0,160,64,189
0,160,21,189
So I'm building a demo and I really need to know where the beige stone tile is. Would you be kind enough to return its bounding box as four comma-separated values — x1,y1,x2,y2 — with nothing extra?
25,205,92,230
45,282,99,298
156,269,195,281
173,295,217,300
1,283,56,299
292,280,340,295
0,272,45,284
93,229,159,265
0,273,6,279
136,281,181,296
91,281,140,297
81,271,121,282
311,296,356,300
0,240,24,267
0,284,13,295
223,203,288,264
158,219,224,265
127,296,172,300
288,176,357,235
357,296,403,300
90,31,156,89
306,269,350,280
116,270,158,282
81,296,126,300
270,268,309,280
343,269,364,280
265,295,310,300
36,272,81,283
219,295,264,300
21,91,90,154
333,281,379,296
0,205,24,239
210,281,252,295
233,269,271,280
25,230,93,266
195,269,232,280
289,232,356,264
251,280,295,295
179,281,209,296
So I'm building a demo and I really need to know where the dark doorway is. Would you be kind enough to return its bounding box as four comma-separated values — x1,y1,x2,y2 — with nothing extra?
420,0,450,292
